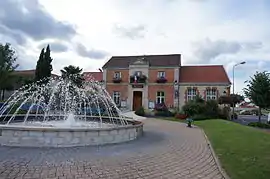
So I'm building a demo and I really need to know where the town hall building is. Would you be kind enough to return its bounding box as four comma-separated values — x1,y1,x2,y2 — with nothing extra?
92,54,231,111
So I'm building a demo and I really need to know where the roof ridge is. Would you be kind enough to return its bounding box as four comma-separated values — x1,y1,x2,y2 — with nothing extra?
112,54,180,58
182,65,223,67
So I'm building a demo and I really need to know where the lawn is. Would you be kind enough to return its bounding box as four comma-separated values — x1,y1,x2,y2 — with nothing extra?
195,119,270,179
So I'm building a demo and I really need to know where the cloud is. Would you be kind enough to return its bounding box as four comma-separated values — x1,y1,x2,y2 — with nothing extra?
192,38,242,63
38,41,69,53
75,43,108,59
113,24,146,39
0,0,76,43
192,38,264,63
0,25,27,45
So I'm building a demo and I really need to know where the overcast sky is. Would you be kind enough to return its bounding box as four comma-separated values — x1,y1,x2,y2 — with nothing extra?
0,0,269,94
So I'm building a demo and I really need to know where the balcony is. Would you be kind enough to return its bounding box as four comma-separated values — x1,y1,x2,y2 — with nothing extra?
156,77,167,83
112,77,122,83
130,75,147,84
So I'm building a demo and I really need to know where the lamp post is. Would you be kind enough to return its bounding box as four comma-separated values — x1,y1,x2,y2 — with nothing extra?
232,61,246,120
174,80,180,112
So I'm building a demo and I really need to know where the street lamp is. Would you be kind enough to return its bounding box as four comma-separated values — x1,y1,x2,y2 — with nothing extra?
174,80,180,112
232,61,246,120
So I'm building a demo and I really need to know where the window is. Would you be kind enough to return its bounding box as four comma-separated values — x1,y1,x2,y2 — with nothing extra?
134,71,142,76
156,91,165,104
206,88,217,100
113,91,120,105
187,88,197,101
157,71,165,78
114,72,121,78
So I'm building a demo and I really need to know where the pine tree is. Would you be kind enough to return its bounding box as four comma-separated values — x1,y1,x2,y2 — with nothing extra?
35,48,45,82
35,45,53,83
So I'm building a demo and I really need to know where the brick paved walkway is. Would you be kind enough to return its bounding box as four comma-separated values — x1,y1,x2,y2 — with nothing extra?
0,118,225,179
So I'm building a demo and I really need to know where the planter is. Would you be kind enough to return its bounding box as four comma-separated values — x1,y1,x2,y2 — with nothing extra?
130,75,147,83
175,114,188,120
156,78,167,83
112,78,122,83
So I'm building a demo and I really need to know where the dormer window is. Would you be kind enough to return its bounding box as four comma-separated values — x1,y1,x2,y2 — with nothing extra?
134,71,142,76
157,71,165,78
114,72,121,79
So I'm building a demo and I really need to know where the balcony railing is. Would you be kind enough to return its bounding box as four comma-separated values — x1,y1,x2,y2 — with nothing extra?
130,75,147,83
112,77,122,83
156,77,167,83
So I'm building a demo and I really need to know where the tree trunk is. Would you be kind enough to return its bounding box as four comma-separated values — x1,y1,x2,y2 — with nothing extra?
1,89,5,101
258,107,261,123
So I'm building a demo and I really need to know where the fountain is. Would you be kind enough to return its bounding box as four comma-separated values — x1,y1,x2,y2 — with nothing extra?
0,77,143,147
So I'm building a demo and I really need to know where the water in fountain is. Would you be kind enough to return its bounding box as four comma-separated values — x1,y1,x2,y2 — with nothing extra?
0,76,130,128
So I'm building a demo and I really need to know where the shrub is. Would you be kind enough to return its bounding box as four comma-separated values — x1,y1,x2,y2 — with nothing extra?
182,98,226,119
155,110,174,117
175,113,188,120
182,101,206,117
248,122,270,129
204,100,219,116
192,114,213,121
154,103,168,111
218,106,230,119
135,107,145,116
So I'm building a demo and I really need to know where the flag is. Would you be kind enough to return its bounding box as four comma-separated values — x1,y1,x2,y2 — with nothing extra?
134,76,137,83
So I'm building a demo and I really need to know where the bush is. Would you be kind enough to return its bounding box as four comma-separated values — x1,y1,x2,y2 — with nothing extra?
248,122,270,129
175,113,188,120
155,110,174,117
192,114,214,121
135,107,145,116
218,106,230,119
182,101,206,117
182,99,229,120
204,100,219,116
154,103,168,111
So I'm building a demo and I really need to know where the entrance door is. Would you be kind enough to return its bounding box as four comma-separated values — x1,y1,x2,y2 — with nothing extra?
133,91,143,111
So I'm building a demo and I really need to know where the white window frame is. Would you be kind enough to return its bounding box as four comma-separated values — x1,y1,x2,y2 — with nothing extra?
114,72,121,78
187,88,197,101
134,71,142,76
113,91,120,105
206,88,217,100
157,71,166,78
156,91,165,104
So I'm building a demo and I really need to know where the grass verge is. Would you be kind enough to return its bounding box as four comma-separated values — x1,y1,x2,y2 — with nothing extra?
195,119,270,179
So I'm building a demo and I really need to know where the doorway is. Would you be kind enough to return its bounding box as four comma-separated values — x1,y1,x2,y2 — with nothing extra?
133,91,143,111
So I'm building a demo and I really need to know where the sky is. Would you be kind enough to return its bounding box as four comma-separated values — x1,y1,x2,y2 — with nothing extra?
0,0,269,95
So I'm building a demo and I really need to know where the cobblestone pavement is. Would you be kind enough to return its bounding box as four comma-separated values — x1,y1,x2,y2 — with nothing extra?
0,119,225,179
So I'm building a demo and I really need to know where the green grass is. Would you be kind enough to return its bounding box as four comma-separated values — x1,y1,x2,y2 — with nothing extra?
195,119,270,179
159,117,186,123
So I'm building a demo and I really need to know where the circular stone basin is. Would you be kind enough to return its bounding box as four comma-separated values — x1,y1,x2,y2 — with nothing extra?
0,119,143,147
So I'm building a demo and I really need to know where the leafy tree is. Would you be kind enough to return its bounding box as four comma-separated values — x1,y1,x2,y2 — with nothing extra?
243,71,270,122
60,65,84,87
218,94,245,107
0,43,19,100
35,45,53,83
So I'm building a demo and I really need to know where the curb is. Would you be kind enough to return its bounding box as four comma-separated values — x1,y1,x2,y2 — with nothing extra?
199,128,231,179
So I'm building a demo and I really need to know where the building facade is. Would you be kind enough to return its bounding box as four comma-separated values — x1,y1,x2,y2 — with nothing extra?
101,54,231,111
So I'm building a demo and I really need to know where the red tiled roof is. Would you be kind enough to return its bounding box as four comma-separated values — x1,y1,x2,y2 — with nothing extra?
179,65,231,84
83,72,103,82
13,69,59,77
239,102,258,108
13,70,36,76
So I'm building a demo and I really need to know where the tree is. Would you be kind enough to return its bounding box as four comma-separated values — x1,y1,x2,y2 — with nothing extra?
35,45,53,83
0,43,19,100
60,65,84,87
218,94,245,107
243,71,270,122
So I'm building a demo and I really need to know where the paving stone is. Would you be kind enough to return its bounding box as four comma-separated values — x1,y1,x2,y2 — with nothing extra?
0,119,225,179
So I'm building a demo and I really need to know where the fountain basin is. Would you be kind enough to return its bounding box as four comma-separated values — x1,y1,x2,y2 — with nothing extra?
0,120,143,147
